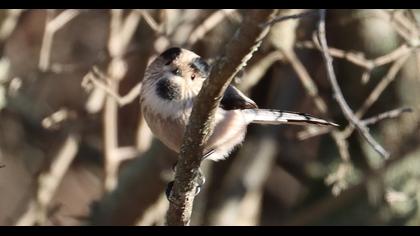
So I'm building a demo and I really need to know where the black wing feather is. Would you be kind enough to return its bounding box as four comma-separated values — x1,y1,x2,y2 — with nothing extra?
220,85,258,110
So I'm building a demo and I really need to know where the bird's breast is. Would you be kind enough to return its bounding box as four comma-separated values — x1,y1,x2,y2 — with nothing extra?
141,105,187,152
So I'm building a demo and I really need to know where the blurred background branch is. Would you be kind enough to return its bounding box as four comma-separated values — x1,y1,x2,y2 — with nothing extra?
0,9,419,226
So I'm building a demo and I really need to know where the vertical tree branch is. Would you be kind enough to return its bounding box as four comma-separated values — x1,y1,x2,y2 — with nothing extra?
267,9,349,163
103,9,142,192
165,9,278,226
317,9,390,159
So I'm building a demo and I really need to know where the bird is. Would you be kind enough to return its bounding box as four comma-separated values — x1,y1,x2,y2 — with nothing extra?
139,47,338,197
140,47,338,161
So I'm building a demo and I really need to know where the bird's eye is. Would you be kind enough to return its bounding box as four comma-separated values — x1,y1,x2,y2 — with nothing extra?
191,74,196,80
172,68,181,76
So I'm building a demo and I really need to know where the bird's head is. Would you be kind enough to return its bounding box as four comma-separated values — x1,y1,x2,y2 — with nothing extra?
143,47,210,102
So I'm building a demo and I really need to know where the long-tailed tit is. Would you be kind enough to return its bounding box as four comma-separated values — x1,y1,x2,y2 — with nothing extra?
140,47,338,162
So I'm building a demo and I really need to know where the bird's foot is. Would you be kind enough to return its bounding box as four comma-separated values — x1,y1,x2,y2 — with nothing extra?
171,161,178,172
165,180,175,200
165,167,206,200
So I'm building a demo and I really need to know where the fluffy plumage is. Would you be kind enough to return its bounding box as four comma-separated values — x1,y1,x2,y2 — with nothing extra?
140,47,338,161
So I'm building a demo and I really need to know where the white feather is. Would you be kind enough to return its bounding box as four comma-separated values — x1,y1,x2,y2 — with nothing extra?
242,109,338,126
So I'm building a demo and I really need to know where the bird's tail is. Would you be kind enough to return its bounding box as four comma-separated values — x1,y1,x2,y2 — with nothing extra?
243,109,339,127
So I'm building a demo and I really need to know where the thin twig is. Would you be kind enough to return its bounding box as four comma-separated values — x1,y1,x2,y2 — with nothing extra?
383,10,414,43
299,46,413,139
82,67,142,107
138,10,160,33
356,54,411,118
407,9,420,34
103,10,122,192
102,9,142,192
390,10,419,40
373,44,412,66
187,9,237,46
0,9,24,42
317,9,390,159
165,9,278,226
238,50,284,91
0,10,24,89
262,9,318,27
38,9,81,72
285,50,350,161
275,38,350,161
16,133,80,226
296,41,412,71
361,107,413,126
41,107,77,130
341,53,411,139
267,10,352,190
136,9,173,50
296,40,373,69
281,49,328,113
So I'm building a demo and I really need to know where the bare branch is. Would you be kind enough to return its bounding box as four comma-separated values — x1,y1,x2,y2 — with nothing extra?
82,67,142,107
281,49,328,113
355,54,411,118
387,10,419,41
299,47,412,141
263,9,318,27
317,9,390,159
0,9,24,42
187,9,237,46
38,9,81,72
114,10,142,55
136,10,173,50
341,53,411,139
138,10,160,33
165,9,278,226
102,9,142,192
296,41,412,71
372,44,411,66
237,50,284,91
16,133,80,226
103,79,119,192
41,107,77,130
407,9,420,34
284,50,351,161
272,32,350,162
381,10,414,43
361,107,413,126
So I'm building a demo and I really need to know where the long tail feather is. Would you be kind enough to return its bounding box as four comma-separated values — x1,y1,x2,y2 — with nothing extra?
243,109,339,127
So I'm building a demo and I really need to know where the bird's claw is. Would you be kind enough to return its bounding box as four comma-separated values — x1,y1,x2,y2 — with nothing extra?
165,180,175,199
165,168,206,200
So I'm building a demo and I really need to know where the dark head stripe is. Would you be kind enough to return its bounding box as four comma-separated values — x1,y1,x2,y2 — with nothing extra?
160,47,182,64
190,57,210,78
